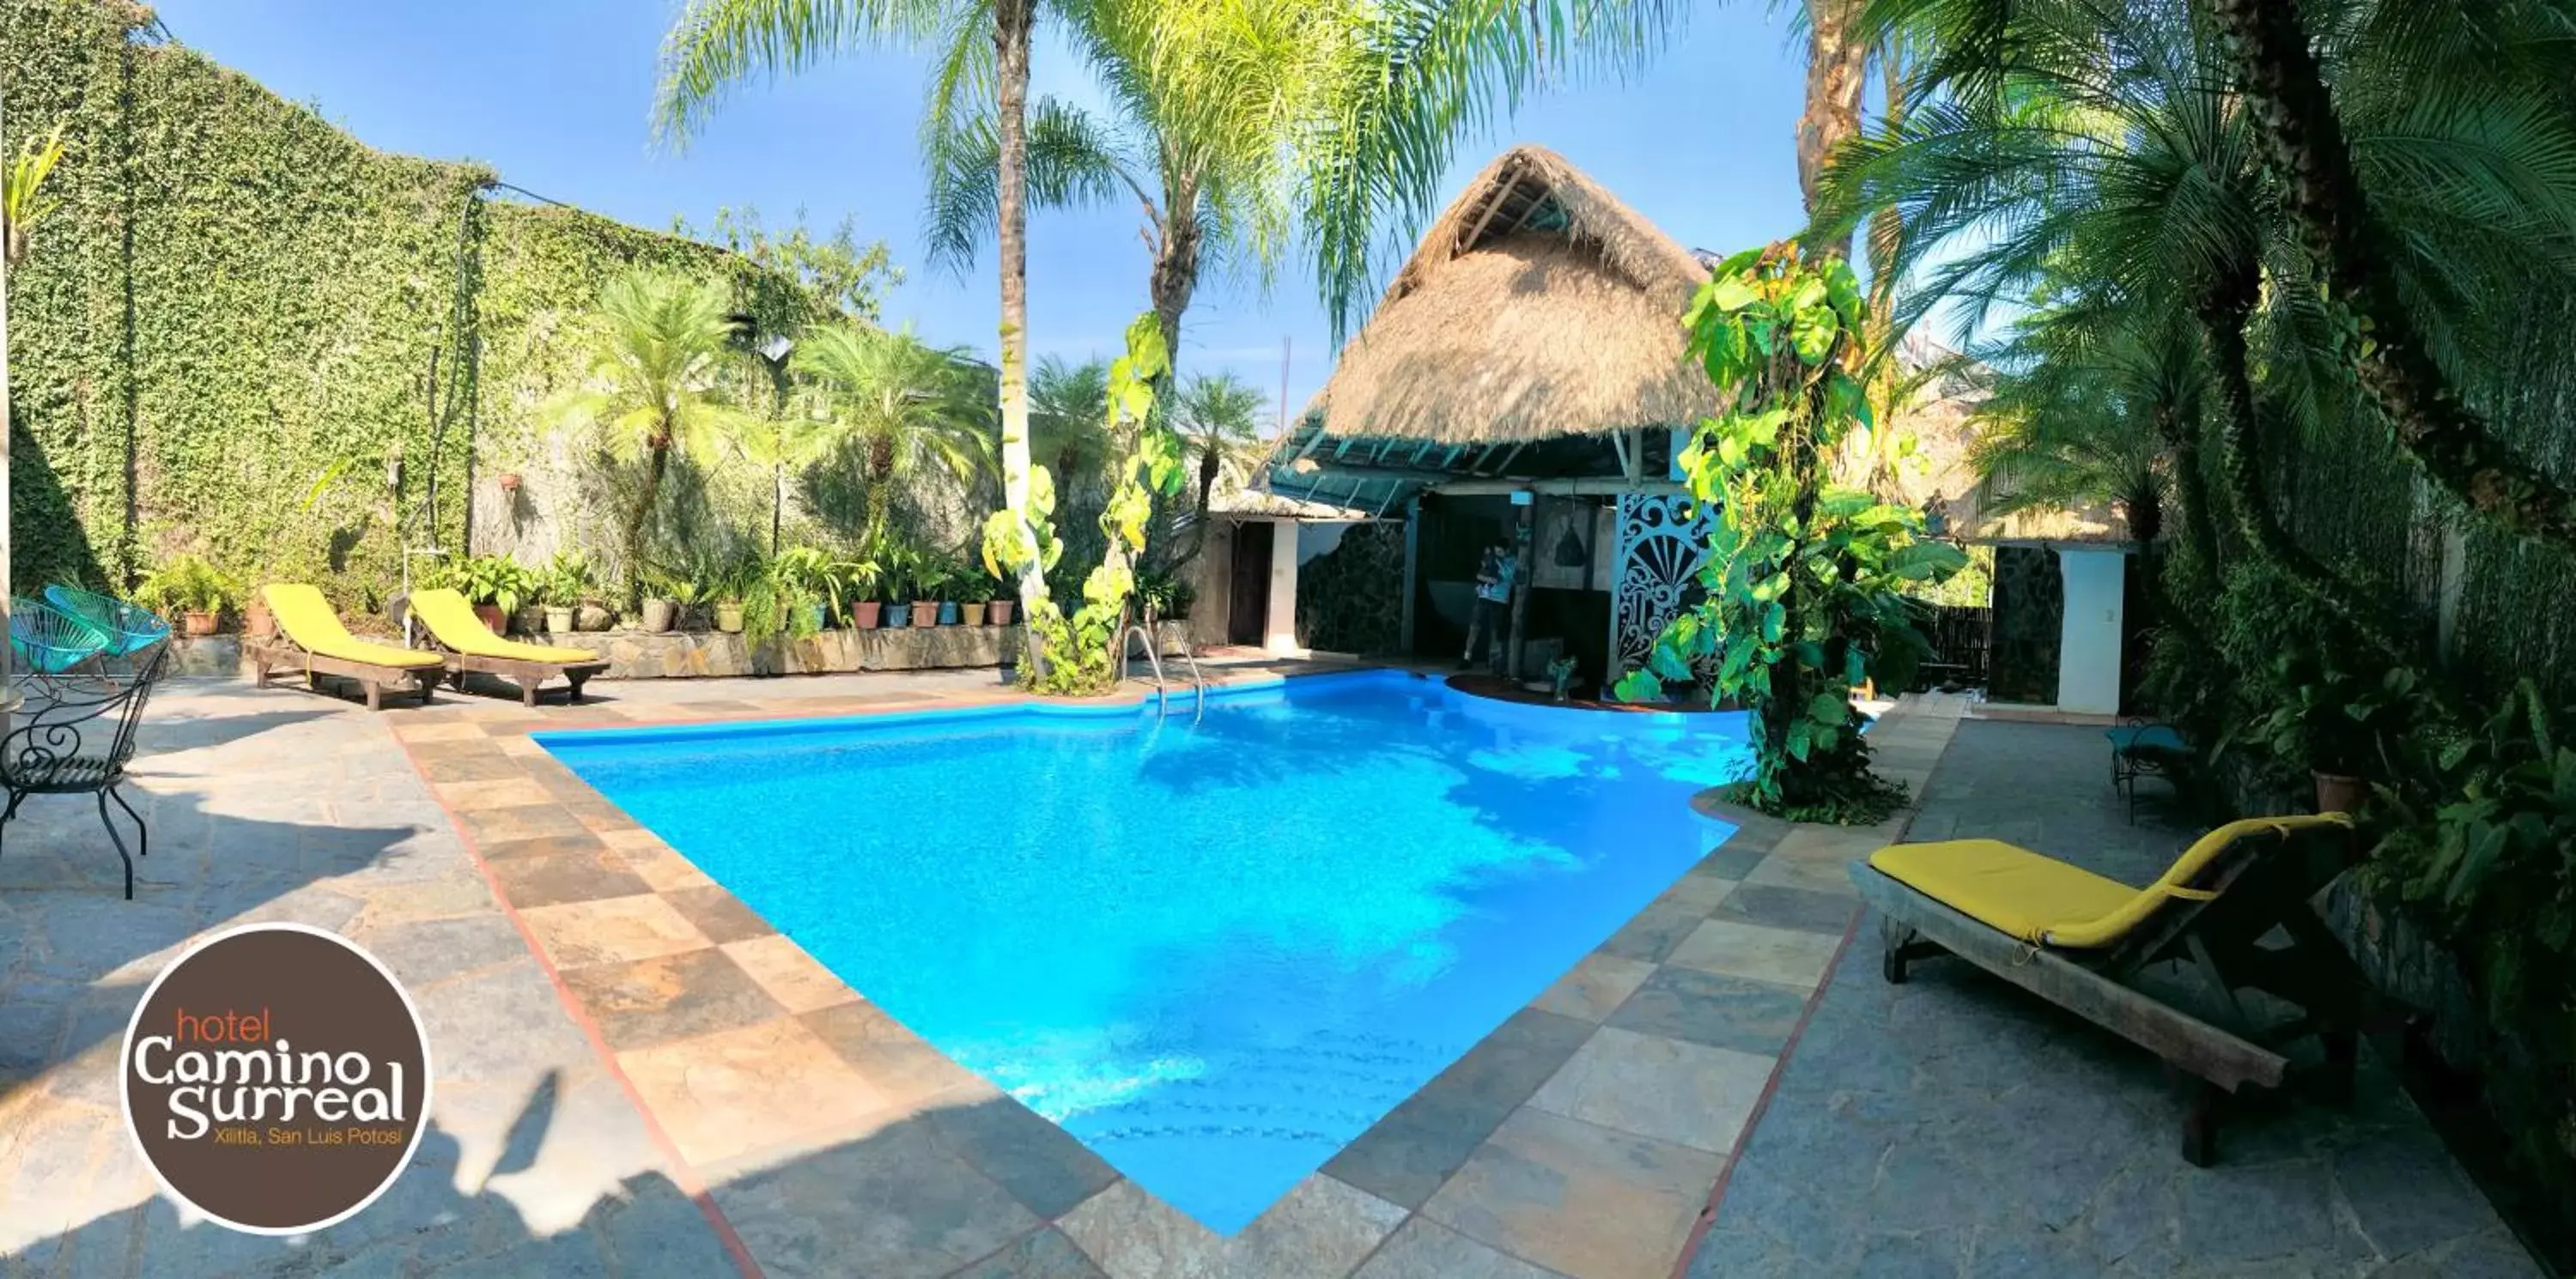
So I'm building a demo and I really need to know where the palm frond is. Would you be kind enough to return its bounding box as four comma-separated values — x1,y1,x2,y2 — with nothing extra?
655,0,949,146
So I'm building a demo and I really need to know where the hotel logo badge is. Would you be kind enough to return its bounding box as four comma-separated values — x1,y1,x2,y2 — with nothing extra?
119,923,432,1234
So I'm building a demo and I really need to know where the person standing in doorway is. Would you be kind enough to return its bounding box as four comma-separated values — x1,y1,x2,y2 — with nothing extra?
1461,542,1517,673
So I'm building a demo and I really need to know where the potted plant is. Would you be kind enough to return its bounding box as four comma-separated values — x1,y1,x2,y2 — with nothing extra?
910,558,947,628
640,568,680,634
539,550,591,635
434,555,536,633
244,591,277,639
2234,660,2417,814
134,555,237,637
878,540,917,630
769,547,848,638
985,562,1016,627
669,578,708,631
843,555,884,629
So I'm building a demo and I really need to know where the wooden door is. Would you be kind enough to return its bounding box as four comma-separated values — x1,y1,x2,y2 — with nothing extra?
1228,521,1274,646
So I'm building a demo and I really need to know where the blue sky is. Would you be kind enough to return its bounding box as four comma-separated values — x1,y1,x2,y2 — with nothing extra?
152,1,1815,422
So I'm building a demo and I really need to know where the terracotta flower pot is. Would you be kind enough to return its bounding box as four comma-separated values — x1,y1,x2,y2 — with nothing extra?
714,602,744,633
471,603,507,634
2313,772,2367,815
909,601,939,628
986,599,1014,627
245,601,276,639
496,472,523,494
182,610,219,638
851,601,882,629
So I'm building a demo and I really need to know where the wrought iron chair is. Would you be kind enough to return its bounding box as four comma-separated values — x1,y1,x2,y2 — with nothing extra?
3,597,168,899
44,583,172,657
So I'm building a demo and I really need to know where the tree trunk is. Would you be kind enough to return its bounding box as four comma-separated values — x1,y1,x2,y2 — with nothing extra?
1796,0,1868,260
993,0,1047,644
2153,405,2224,586
1149,167,1201,369
624,439,671,614
2209,0,2576,547
2196,270,2424,681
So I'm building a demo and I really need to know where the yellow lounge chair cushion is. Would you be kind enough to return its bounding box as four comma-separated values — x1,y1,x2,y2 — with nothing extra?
1868,815,2353,949
262,584,443,670
407,588,598,664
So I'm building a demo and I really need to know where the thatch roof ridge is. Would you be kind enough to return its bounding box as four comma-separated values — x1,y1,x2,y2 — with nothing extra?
1382,144,1710,310
1305,144,1721,447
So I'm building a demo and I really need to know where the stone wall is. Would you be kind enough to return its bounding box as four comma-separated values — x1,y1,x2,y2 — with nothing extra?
161,621,1195,682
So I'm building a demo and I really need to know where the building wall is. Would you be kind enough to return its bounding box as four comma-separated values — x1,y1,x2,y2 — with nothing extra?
2056,548,2127,715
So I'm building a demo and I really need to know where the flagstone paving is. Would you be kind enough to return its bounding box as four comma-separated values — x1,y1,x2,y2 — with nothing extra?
1,664,1976,1278
1680,718,2543,1279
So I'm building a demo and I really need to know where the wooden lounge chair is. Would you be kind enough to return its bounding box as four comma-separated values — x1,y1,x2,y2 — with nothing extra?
1850,813,2364,1166
404,587,607,706
245,584,442,710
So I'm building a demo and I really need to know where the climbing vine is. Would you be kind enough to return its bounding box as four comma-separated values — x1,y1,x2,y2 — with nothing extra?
0,0,854,607
1617,244,1962,822
984,312,1182,695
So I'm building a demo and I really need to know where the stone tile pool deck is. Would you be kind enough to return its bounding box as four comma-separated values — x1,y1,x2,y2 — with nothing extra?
0,674,2532,1277
1681,719,2540,1279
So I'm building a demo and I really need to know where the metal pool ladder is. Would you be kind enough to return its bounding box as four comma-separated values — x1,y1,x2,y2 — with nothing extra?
1122,624,1206,721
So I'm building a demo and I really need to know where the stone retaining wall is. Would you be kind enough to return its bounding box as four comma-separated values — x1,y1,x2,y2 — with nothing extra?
161,620,1196,682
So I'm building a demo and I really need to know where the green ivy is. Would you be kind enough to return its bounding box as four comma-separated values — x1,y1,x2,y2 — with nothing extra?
2,1,843,608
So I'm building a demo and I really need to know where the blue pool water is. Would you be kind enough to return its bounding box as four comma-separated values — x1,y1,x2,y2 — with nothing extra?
540,670,1753,1233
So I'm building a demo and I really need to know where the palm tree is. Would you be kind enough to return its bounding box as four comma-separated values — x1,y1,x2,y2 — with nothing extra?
1026,355,1114,485
1822,0,2576,593
659,0,1050,621
1169,371,1265,566
1844,0,2576,551
793,323,992,540
545,270,750,611
2206,0,2576,549
1140,0,1688,340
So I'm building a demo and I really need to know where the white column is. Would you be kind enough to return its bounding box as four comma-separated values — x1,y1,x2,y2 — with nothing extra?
1264,519,1302,655
2056,547,2127,715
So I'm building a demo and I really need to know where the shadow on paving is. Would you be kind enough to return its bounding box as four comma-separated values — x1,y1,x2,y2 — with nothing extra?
10,1068,1124,1277
1683,718,2542,1279
0,710,425,1097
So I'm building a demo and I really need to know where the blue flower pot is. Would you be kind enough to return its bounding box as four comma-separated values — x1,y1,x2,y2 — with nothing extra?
938,601,962,625
883,601,909,628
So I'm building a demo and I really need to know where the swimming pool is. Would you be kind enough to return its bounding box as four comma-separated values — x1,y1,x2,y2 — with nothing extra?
540,669,1753,1233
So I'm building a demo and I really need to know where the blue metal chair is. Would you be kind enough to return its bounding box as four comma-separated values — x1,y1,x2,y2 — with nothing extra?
9,596,111,676
44,584,171,657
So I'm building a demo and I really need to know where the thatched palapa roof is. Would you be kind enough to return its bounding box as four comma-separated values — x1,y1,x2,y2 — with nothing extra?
1308,145,1718,446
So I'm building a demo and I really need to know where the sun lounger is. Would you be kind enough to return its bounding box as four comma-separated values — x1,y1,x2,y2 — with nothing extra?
245,584,442,710
404,587,607,706
1850,813,2363,1166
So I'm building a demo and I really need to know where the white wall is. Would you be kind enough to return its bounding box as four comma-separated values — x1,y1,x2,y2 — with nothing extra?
1265,519,1303,655
2056,548,2127,715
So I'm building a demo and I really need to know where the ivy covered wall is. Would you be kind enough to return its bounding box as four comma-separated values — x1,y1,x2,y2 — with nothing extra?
2,0,850,608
